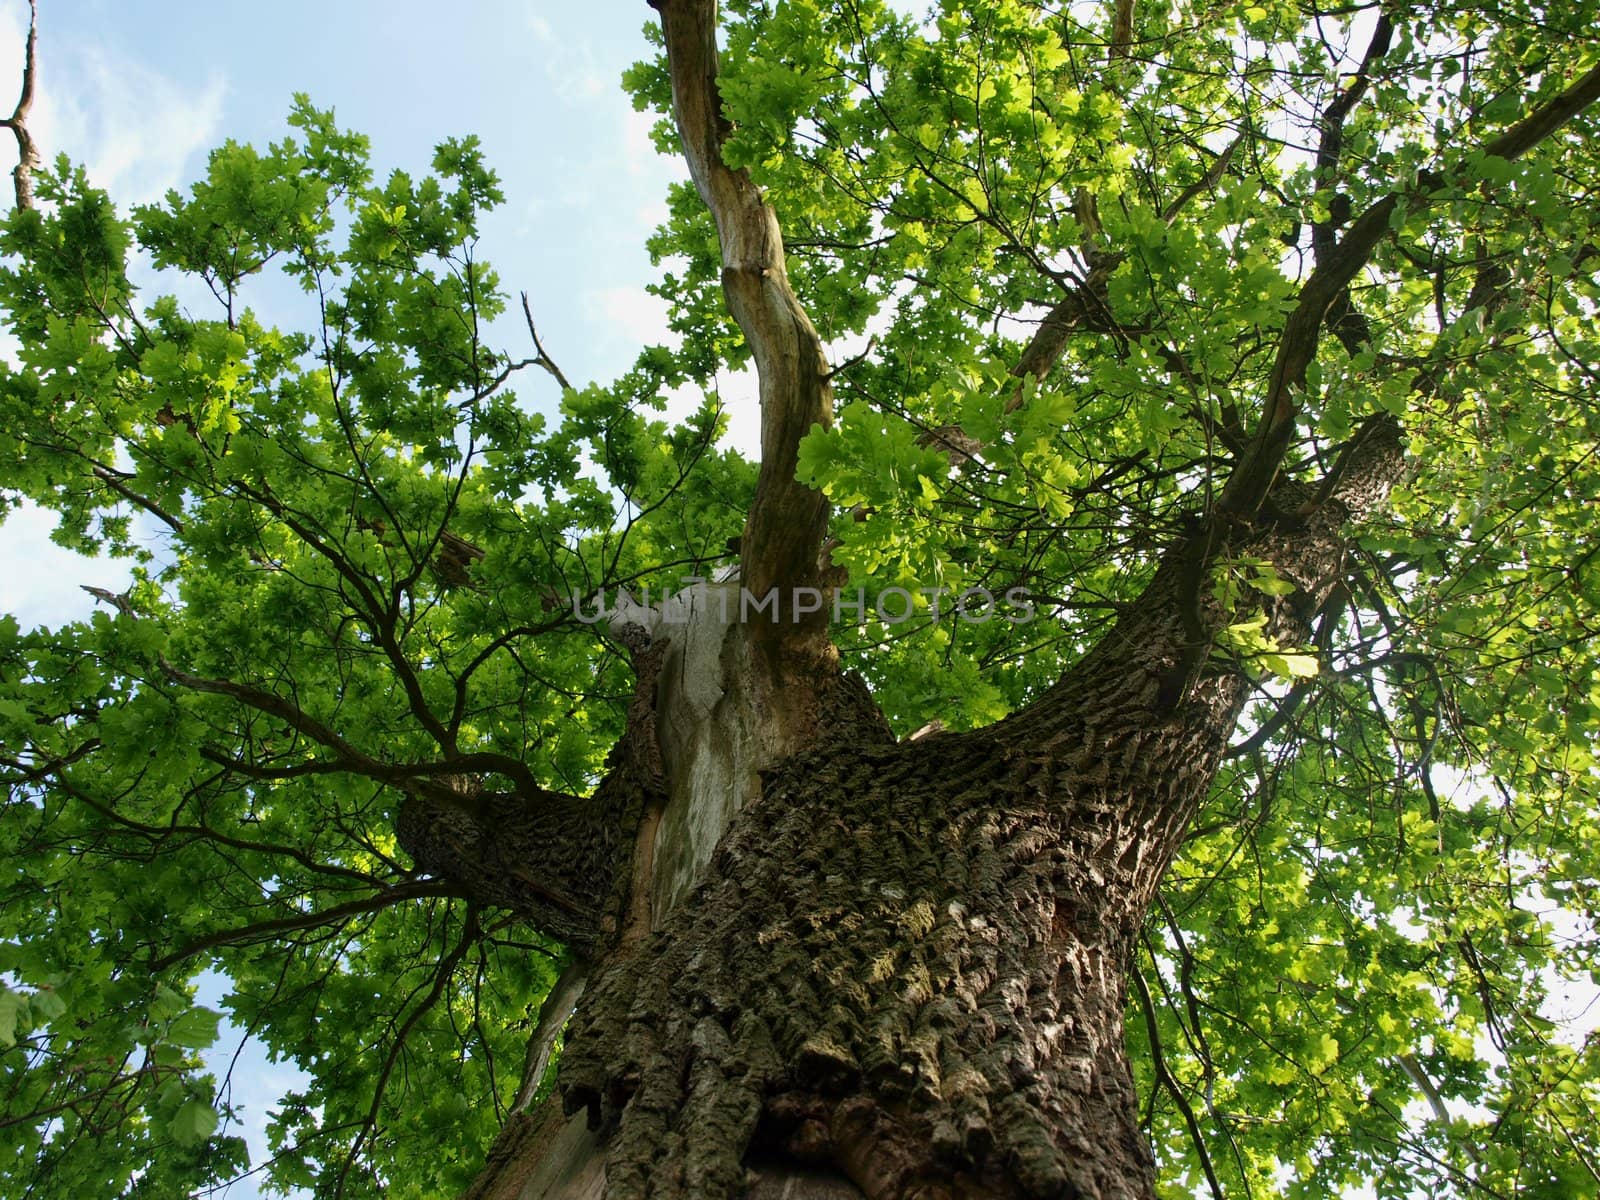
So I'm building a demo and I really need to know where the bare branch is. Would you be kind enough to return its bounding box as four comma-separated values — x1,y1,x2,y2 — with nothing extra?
513,957,588,1111
1,0,39,210
520,291,573,392
652,0,832,629
1007,255,1126,401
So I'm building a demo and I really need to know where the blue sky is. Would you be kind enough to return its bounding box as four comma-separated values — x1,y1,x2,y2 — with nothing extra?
0,2,693,1193
0,0,699,627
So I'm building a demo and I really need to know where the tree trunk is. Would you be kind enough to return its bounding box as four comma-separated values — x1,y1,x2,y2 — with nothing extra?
462,421,1405,1200
562,726,1161,1200
454,4,1417,1193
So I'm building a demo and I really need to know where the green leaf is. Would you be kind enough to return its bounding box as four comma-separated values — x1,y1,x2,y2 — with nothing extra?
28,985,65,1023
170,1099,220,1148
0,987,21,1049
165,1007,222,1050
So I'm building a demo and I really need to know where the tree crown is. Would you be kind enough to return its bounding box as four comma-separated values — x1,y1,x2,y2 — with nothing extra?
1,1,1599,1196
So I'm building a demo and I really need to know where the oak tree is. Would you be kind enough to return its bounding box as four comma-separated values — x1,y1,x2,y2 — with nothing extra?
2,1,1599,1197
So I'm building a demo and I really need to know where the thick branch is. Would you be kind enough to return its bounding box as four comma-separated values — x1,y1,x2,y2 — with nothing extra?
1,0,38,211
652,0,831,622
1108,0,1134,57
151,880,459,970
161,658,543,800
1008,254,1126,402
1484,60,1600,160
1305,15,1393,352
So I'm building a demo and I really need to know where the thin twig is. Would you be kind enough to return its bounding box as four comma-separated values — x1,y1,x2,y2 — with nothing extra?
520,292,572,391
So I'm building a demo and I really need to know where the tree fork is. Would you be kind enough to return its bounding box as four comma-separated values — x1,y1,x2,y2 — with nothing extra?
467,419,1405,1198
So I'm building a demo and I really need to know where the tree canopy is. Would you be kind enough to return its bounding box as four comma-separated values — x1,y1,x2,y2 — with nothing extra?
1,1,1599,1197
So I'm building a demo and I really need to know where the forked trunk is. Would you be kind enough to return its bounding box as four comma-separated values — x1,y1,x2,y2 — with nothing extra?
452,4,1416,1190
465,428,1405,1200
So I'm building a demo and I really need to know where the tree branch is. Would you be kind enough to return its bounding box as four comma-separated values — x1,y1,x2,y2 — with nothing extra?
150,880,460,970
520,292,573,392
92,465,186,534
1132,961,1225,1200
652,0,832,630
52,773,384,887
1,0,39,211
1008,254,1127,403
1161,134,1243,226
514,957,588,1111
161,658,544,799
1311,14,1394,267
1224,59,1600,517
334,906,479,1198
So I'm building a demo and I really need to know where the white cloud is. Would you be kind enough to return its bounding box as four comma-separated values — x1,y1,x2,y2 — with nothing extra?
588,283,672,348
539,34,608,106
525,11,554,43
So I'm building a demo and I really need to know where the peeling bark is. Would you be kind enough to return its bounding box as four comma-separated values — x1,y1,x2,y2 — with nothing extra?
651,0,834,650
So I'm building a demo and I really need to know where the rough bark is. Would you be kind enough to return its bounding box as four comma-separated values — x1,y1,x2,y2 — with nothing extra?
457,417,1406,1200
448,2,1428,1195
397,634,670,951
563,729,1156,1200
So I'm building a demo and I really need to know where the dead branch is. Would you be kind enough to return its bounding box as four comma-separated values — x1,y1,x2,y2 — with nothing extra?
651,0,833,629
520,291,573,392
1,0,38,210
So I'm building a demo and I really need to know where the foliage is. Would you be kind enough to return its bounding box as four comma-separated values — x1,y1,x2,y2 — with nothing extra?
1,1,1599,1196
0,99,745,1197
